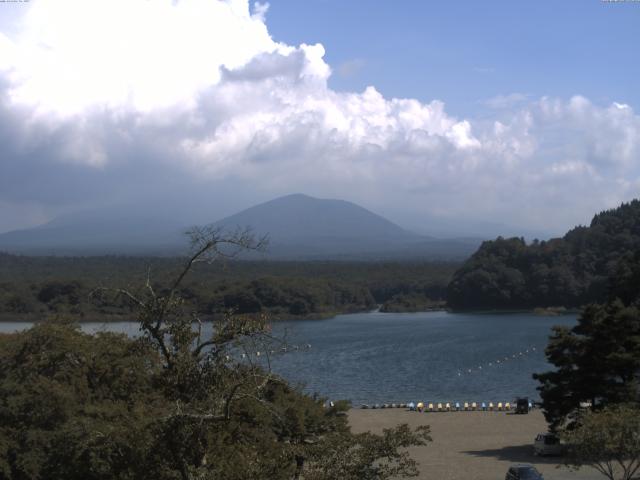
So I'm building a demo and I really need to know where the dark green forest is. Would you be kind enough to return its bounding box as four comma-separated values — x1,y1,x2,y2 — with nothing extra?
533,241,640,434
0,254,457,321
448,200,640,310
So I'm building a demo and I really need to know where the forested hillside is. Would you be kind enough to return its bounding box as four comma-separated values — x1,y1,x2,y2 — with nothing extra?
0,255,457,320
447,200,640,310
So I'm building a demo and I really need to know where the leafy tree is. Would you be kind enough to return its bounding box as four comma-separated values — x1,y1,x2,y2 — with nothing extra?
0,227,432,479
534,300,640,430
609,251,640,306
0,321,163,480
562,405,640,480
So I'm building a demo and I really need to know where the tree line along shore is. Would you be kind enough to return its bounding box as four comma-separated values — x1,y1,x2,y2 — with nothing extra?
0,254,456,322
1,200,640,322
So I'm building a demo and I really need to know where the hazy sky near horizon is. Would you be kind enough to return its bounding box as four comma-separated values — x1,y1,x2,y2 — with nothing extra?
0,0,639,236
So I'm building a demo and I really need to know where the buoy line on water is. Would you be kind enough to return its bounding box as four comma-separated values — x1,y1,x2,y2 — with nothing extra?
225,342,312,362
358,400,537,412
456,346,540,377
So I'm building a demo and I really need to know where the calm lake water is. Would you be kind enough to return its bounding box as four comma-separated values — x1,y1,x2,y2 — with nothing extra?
0,311,576,405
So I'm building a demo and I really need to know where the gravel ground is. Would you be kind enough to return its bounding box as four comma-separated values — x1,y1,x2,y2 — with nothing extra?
348,409,603,480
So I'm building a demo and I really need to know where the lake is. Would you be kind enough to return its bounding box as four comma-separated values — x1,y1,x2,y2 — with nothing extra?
0,311,576,405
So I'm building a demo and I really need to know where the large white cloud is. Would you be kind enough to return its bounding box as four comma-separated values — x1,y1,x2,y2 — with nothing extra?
0,0,638,235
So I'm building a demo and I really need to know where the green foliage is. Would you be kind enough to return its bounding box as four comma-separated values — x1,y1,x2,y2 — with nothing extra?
303,423,431,480
448,200,640,310
0,230,432,479
0,253,457,320
534,300,640,430
379,293,444,313
562,405,640,480
0,322,163,480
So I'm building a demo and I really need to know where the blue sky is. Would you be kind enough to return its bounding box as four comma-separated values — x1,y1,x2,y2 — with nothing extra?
267,0,640,117
0,0,639,236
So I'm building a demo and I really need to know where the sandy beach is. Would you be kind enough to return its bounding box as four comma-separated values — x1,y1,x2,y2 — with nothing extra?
348,408,602,480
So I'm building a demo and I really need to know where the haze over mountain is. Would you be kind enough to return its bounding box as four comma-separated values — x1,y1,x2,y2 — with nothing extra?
0,210,188,256
214,193,419,256
1,1,638,242
0,194,480,259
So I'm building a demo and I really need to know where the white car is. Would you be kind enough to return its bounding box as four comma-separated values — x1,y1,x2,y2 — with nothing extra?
533,433,563,456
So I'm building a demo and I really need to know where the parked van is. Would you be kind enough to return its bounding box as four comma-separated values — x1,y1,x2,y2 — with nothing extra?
515,397,529,414
533,433,563,456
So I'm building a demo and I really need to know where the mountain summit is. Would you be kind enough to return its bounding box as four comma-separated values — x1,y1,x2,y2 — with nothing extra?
215,193,417,242
213,194,478,259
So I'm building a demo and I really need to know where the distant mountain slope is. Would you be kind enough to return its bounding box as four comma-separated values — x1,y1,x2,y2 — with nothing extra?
0,211,188,255
215,193,419,241
0,194,481,259
447,199,640,310
213,194,481,259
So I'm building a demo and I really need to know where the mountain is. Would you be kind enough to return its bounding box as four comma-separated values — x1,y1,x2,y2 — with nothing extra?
0,194,481,259
213,194,479,259
0,210,188,255
214,193,415,256
447,199,640,310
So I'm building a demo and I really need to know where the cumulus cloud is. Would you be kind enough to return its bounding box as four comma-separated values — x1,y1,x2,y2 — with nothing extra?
0,0,638,235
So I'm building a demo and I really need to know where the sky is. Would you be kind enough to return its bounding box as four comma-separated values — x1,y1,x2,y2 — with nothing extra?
0,0,639,237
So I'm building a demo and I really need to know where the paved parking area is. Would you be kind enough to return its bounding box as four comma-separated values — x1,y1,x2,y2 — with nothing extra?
348,409,603,480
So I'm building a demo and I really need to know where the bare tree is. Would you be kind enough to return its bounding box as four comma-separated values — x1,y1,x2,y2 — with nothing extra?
88,227,431,480
91,227,281,479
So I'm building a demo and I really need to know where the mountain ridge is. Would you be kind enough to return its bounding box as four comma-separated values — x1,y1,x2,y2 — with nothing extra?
0,194,479,259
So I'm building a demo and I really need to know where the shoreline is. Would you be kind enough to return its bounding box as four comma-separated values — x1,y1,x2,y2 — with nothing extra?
0,307,579,324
